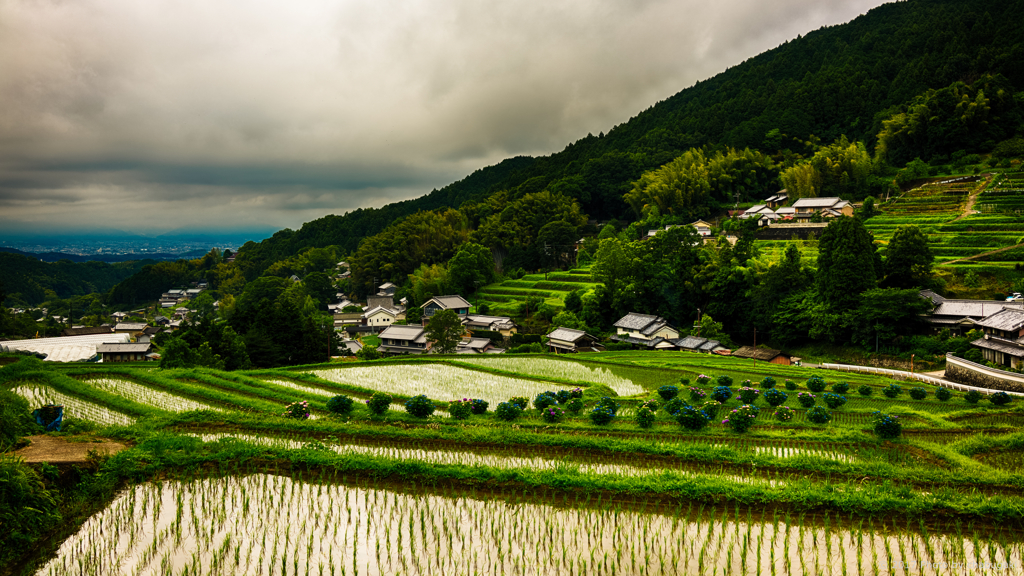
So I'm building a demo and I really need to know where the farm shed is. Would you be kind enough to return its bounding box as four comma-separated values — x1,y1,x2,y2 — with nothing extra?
732,346,792,365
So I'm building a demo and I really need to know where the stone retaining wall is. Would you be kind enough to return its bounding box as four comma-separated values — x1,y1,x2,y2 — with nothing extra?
944,354,1024,394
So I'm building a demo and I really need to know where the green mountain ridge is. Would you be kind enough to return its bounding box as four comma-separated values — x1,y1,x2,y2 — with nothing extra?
232,0,1024,279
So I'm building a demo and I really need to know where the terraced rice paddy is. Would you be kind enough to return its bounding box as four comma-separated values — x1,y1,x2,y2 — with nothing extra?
455,356,645,396
6,351,1024,575
35,474,1023,576
312,363,577,405
11,382,136,426
476,268,600,314
84,378,222,413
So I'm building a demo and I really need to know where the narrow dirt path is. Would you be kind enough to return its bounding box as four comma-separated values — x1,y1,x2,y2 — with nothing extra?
953,173,992,222
12,435,126,463
940,242,1024,266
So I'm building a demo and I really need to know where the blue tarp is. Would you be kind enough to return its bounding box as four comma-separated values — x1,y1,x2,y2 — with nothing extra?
33,404,63,432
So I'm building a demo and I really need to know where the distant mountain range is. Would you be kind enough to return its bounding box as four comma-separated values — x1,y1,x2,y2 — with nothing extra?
0,247,208,264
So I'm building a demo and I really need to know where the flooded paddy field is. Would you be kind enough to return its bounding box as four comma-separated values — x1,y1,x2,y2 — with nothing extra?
34,474,1024,576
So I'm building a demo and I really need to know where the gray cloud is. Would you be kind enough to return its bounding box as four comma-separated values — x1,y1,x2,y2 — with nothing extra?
0,0,887,233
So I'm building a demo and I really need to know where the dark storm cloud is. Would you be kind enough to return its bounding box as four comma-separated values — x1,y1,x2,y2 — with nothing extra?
0,0,887,232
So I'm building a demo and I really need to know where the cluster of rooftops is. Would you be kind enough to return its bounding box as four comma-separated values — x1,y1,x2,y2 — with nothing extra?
738,193,854,226
920,290,1024,369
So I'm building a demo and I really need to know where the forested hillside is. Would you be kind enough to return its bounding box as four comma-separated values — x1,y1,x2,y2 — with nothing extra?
0,253,154,306
230,0,1024,279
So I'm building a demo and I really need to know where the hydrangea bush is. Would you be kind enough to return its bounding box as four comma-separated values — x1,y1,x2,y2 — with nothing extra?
872,411,901,439
882,384,902,398
716,375,734,387
934,388,952,402
657,385,679,401
325,395,354,415
760,376,776,389
909,387,927,400
822,393,847,409
773,405,794,422
832,382,850,394
534,392,558,410
700,400,722,418
806,405,831,424
806,376,827,393
283,401,310,420
784,380,797,391
711,386,732,403
366,392,393,416
565,398,584,414
723,404,759,433
448,399,473,420
688,387,707,402
797,392,816,408
964,390,982,404
990,391,1012,406
470,398,489,414
404,395,435,418
858,385,873,396
635,407,656,429
695,374,711,386
495,401,523,421
737,387,760,404
675,405,710,431
763,388,787,407
542,405,565,424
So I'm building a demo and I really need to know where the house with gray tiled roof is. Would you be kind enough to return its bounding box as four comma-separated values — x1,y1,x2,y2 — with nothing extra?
611,312,679,349
920,290,1023,333
421,295,472,322
791,197,854,220
378,325,430,355
971,308,1024,369
546,327,602,353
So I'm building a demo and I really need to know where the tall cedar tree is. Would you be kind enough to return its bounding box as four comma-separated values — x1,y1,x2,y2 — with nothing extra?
425,309,464,354
816,217,878,310
882,225,934,289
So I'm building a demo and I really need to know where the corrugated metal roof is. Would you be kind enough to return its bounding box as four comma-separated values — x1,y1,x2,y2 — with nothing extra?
732,346,784,361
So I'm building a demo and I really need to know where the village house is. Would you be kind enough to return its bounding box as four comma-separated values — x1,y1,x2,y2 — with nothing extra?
96,342,155,363
377,282,397,296
970,308,1024,369
739,205,779,226
546,327,603,353
675,335,729,354
377,325,430,355
455,337,504,354
764,191,789,209
690,220,713,237
421,295,472,322
363,306,398,329
610,312,680,349
464,315,518,337
791,197,854,220
920,290,1023,333
113,322,148,336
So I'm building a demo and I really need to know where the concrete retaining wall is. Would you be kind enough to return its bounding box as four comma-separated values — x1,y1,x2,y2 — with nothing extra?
944,354,1024,394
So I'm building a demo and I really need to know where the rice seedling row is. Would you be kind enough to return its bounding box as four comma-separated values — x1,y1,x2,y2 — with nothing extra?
81,377,223,413
11,382,137,427
35,473,1024,576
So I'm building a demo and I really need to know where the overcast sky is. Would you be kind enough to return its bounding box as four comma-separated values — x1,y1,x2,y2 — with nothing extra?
0,0,888,236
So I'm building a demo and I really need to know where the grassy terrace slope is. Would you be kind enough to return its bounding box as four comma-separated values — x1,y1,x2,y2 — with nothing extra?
4,352,1024,575
475,267,599,315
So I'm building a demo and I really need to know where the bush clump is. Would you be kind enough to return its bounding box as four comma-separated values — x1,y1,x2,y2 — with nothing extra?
404,395,436,418
882,384,902,398
909,387,927,400
282,401,310,420
590,405,616,425
873,411,902,439
806,376,827,392
737,387,760,404
695,374,711,386
716,375,734,387
448,399,473,420
635,407,656,428
326,395,354,416
675,405,710,430
763,388,788,407
595,397,619,415
509,396,529,410
797,392,816,408
822,393,847,409
723,404,759,433
366,392,393,416
806,405,832,424
663,397,685,415
760,376,776,389
638,399,659,412
678,377,690,388
990,391,1012,406
542,405,565,424
555,390,573,404
495,401,523,421
964,390,982,404
533,392,558,411
470,398,489,414
688,387,707,402
784,379,797,391
858,385,873,396
570,387,584,398
773,405,794,423
657,385,679,401
700,400,722,418
711,386,732,403
935,388,952,402
565,398,584,414
832,382,850,394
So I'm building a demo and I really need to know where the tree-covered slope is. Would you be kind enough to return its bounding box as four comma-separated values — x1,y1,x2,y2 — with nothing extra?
0,253,154,306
